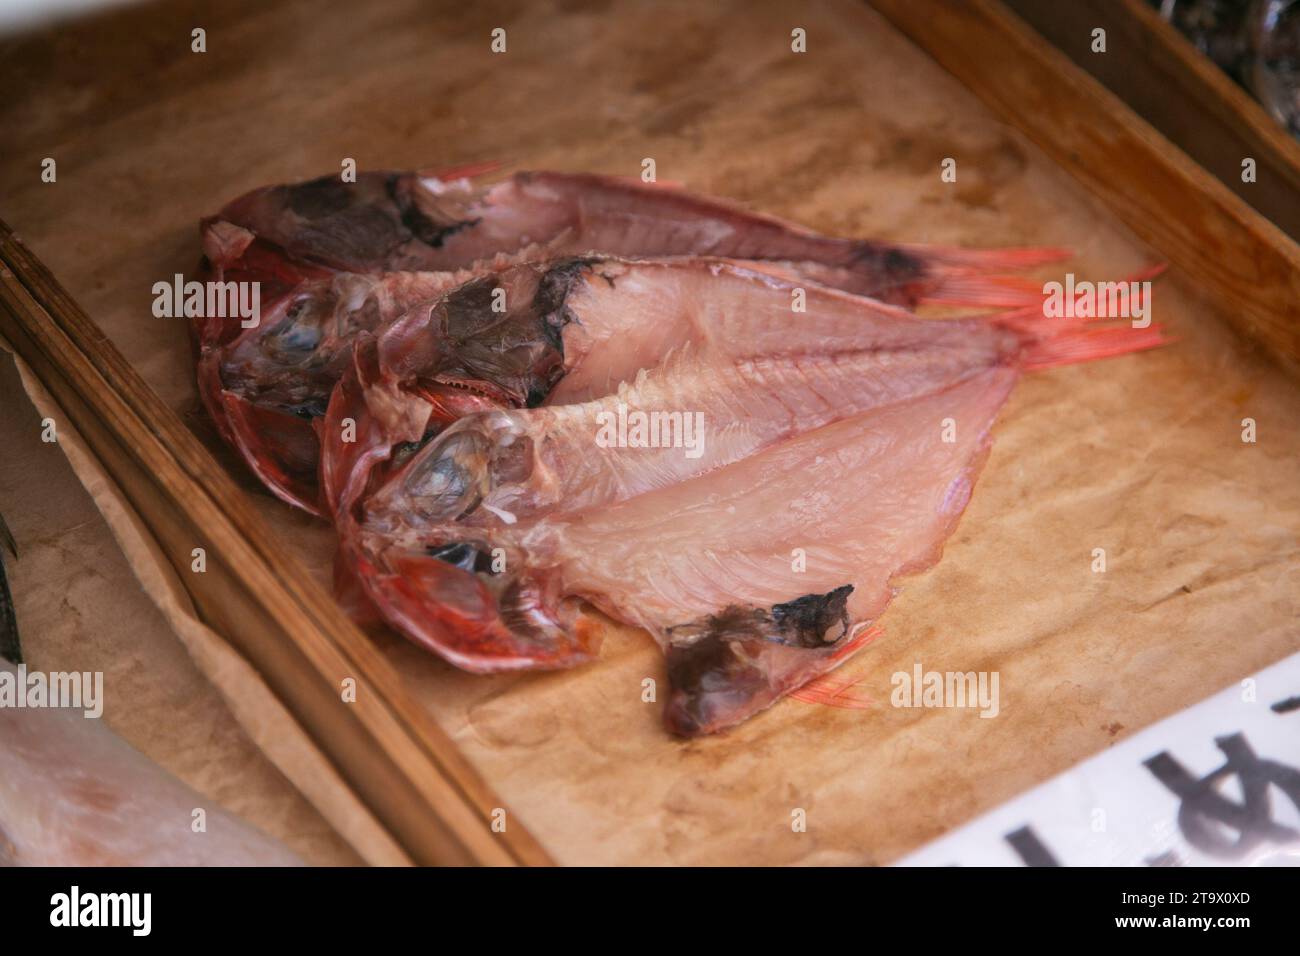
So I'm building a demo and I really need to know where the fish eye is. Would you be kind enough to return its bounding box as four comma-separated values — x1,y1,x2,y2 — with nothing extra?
404,428,491,520
263,308,322,360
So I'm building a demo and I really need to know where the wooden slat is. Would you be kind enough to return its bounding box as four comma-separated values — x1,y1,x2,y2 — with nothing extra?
0,219,554,867
1005,0,1300,242
871,0,1300,372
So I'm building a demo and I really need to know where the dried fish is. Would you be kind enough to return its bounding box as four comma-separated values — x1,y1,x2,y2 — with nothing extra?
196,168,1064,512
323,257,1164,732
0,661,302,866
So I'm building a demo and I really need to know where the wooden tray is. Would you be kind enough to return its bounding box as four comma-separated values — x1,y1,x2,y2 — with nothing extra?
1,0,1297,865
1004,0,1300,245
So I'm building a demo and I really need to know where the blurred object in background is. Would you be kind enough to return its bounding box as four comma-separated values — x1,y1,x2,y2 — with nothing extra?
1156,0,1300,138
0,0,137,35
1158,0,1254,75
1251,0,1300,135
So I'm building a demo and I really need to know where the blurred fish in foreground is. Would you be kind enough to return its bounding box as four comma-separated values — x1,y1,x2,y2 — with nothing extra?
0,660,302,866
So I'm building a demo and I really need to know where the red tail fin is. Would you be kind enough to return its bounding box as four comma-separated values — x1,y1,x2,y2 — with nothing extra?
1019,326,1168,370
925,262,1167,314
1000,263,1169,369
905,243,1073,274
919,274,1044,308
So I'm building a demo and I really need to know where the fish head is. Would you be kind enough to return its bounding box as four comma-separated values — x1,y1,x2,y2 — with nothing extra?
351,406,595,670
348,521,590,673
380,415,506,521
368,407,551,531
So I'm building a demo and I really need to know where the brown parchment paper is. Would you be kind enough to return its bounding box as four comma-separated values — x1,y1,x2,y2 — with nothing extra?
0,0,1296,865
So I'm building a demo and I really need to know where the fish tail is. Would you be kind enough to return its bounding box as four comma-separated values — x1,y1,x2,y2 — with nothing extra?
1112,261,1169,284
1004,304,1169,368
923,261,1166,312
904,242,1073,274
995,262,1170,369
1032,262,1166,320
891,243,1068,309
919,274,1044,308
1017,325,1169,370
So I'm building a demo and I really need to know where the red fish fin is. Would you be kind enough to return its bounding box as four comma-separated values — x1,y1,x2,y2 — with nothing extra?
221,391,324,515
1019,325,1169,370
1113,261,1168,284
789,624,883,708
905,243,1073,274
319,338,400,519
995,262,1170,368
1097,265,1163,318
927,262,1166,316
919,274,1043,308
828,623,884,663
791,676,873,709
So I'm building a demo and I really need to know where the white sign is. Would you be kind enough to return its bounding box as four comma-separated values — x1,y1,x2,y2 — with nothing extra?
898,653,1300,867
